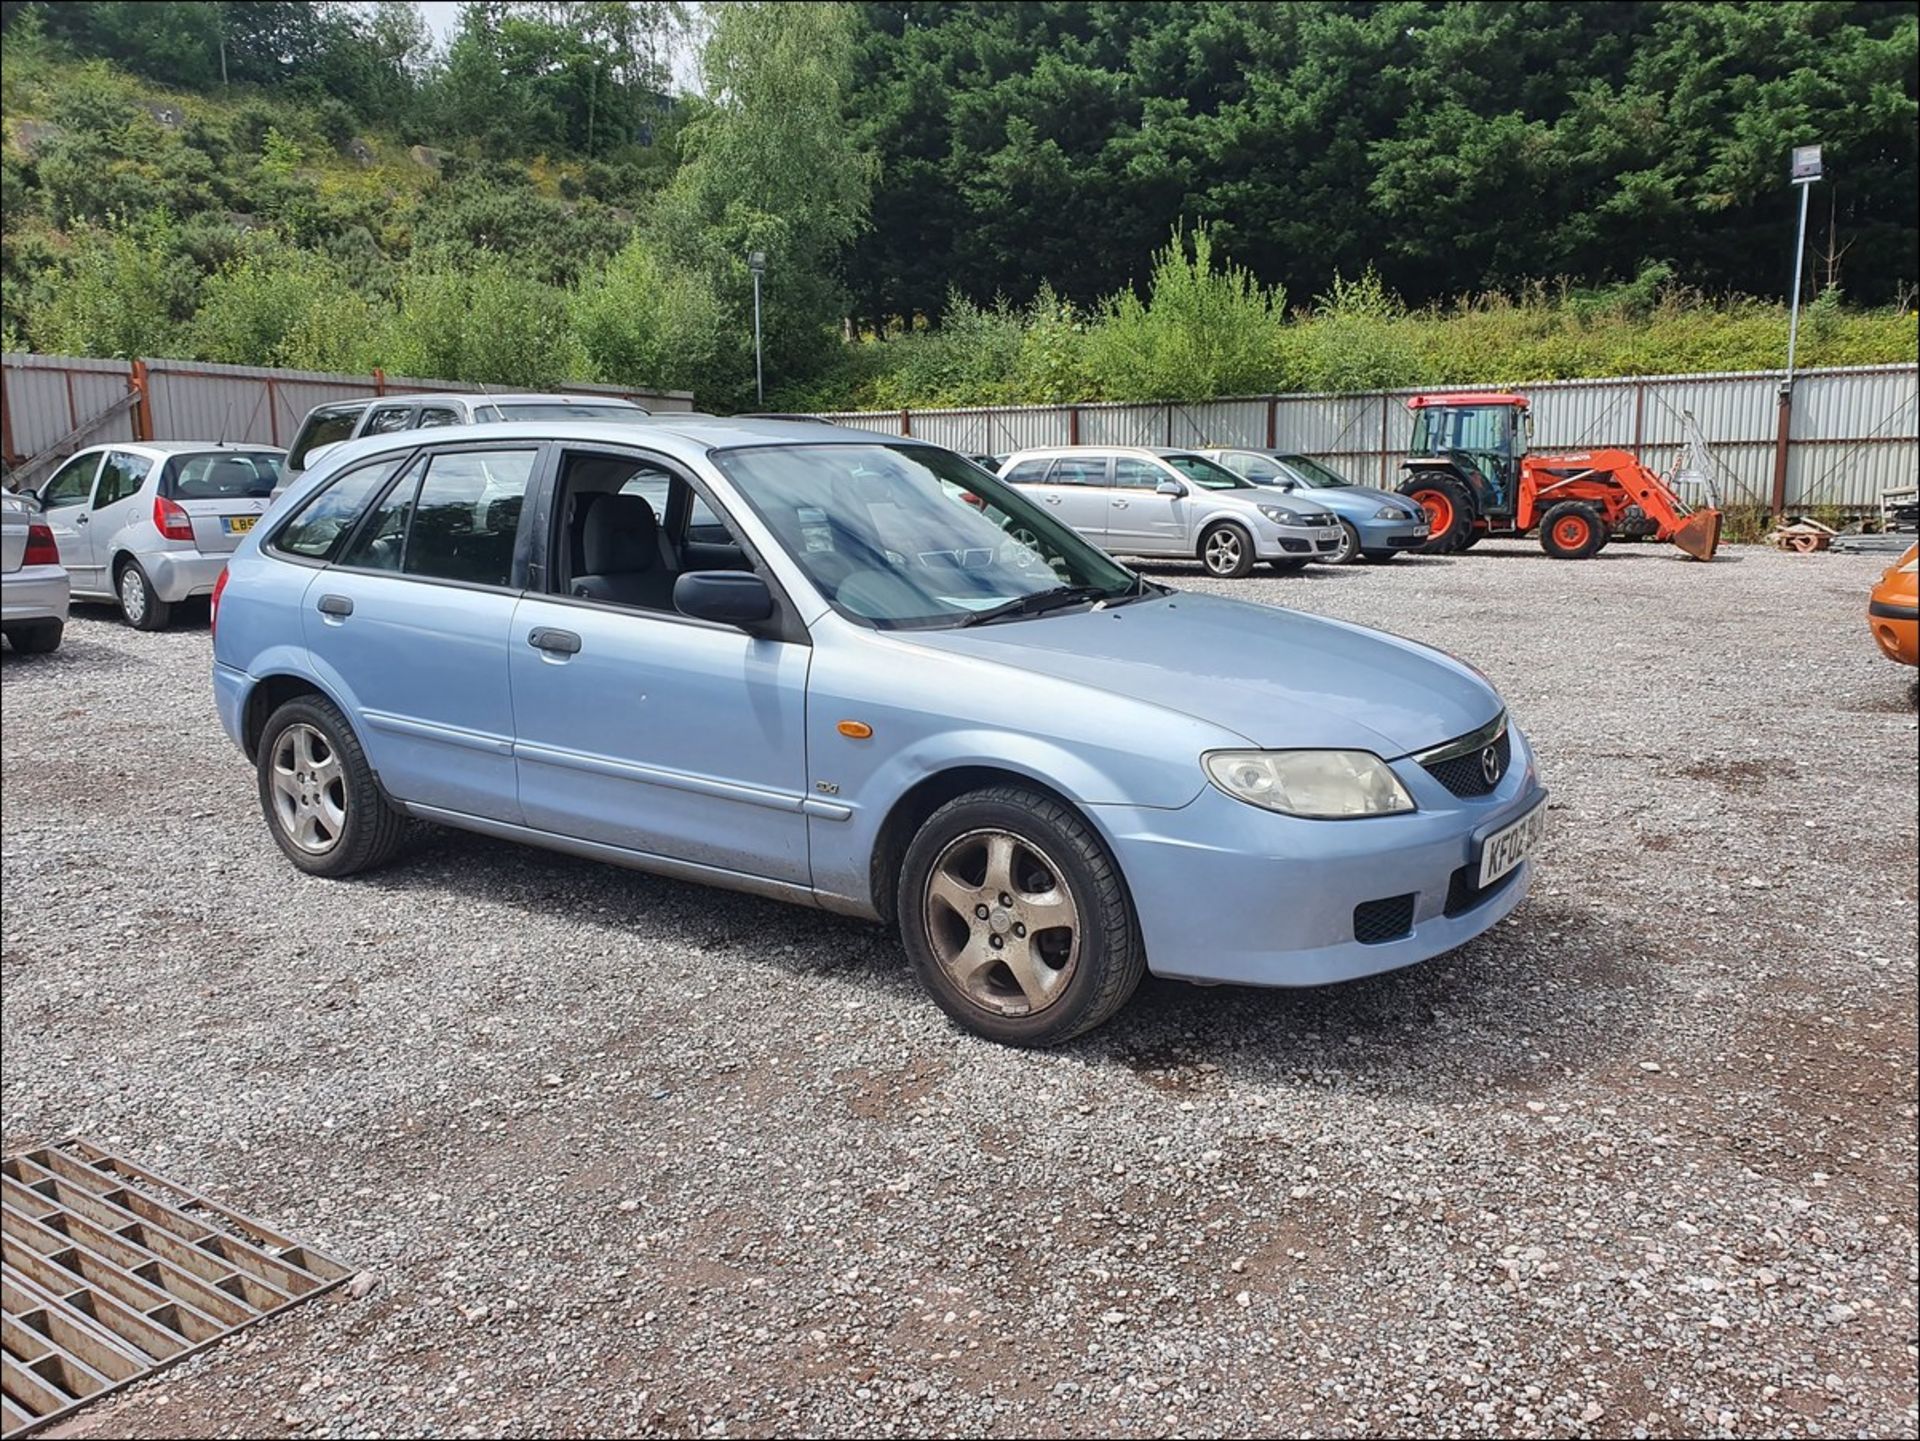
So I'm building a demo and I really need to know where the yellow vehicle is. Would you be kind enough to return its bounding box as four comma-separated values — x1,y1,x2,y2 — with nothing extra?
1867,542,1918,667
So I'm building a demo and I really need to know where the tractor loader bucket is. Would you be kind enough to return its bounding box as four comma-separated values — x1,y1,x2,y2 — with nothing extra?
1670,508,1722,561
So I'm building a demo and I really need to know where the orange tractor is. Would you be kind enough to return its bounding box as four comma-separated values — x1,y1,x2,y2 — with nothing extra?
1397,392,1722,560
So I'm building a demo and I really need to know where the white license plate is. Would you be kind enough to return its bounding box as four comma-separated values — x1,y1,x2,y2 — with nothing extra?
1411,524,1430,535
1477,800,1548,887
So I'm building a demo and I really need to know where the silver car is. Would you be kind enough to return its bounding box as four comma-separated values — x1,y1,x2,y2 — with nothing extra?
23,443,283,630
997,447,1343,577
2,492,70,653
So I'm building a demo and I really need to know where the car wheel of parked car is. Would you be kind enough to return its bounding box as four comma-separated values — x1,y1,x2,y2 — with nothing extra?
116,560,171,631
1538,501,1607,560
1200,523,1256,579
1267,558,1309,574
898,785,1145,1046
1326,521,1362,565
257,696,409,877
2,620,63,654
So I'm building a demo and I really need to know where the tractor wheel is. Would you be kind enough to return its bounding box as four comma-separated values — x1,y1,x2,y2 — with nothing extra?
1400,476,1475,555
1455,528,1484,553
1539,501,1608,560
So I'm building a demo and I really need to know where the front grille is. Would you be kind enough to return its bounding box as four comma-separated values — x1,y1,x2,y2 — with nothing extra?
1302,513,1336,527
1353,893,1416,944
1421,727,1511,798
1444,862,1520,917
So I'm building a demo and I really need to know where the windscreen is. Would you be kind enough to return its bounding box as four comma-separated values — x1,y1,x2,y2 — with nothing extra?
711,444,1136,629
1162,453,1254,490
166,452,283,499
1277,455,1352,488
287,409,360,469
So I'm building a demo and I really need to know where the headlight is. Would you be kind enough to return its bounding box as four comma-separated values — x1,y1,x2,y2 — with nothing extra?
1374,505,1405,520
1257,505,1302,525
1203,750,1416,818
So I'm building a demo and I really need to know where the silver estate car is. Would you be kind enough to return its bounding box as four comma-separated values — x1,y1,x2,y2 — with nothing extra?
23,443,284,629
997,447,1343,577
2,492,70,653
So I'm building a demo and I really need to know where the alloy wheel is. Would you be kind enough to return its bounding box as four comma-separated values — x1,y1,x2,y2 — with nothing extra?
1204,529,1243,575
270,723,348,854
922,828,1080,1017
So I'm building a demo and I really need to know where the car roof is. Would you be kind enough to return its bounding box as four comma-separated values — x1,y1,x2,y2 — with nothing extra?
299,416,923,478
73,441,286,457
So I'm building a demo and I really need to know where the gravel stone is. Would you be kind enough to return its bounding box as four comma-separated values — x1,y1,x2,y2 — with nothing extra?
3,544,1915,1439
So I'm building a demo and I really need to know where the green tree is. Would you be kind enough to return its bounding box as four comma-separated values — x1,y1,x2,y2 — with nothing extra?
572,235,732,395
31,214,198,357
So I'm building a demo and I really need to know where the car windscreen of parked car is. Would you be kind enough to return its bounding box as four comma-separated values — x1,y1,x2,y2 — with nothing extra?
712,444,1137,629
286,407,365,470
165,451,283,499
1278,455,1355,488
485,402,648,421
1162,454,1257,490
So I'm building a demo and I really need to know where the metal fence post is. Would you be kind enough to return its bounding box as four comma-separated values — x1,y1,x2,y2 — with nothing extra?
1770,384,1792,517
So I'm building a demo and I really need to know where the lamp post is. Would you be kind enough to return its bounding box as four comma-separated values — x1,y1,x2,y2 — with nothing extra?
1771,144,1822,518
748,250,766,406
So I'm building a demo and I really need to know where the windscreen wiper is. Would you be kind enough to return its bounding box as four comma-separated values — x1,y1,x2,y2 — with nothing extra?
955,584,1115,627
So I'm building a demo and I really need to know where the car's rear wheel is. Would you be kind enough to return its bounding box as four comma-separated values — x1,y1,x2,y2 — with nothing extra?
3,620,63,654
898,786,1145,1046
116,559,171,631
1199,523,1256,578
257,695,408,877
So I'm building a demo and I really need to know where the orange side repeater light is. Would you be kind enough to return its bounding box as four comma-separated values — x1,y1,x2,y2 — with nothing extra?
837,720,874,739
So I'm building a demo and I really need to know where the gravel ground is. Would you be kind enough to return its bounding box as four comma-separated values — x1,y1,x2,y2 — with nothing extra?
3,542,1915,1440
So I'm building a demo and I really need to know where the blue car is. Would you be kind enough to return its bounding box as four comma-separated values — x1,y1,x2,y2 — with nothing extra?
1201,449,1431,564
212,419,1546,1046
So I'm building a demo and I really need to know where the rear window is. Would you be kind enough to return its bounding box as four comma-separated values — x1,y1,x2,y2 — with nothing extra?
493,402,648,421
165,452,281,499
287,407,365,470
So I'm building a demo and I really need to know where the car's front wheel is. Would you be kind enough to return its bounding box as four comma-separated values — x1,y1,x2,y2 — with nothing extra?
1199,523,1256,578
1326,520,1362,565
257,695,409,877
897,786,1145,1046
116,559,171,631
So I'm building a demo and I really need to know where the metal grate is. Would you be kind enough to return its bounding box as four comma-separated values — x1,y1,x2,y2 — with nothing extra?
1444,862,1522,918
0,1140,350,1438
1352,893,1417,945
1422,728,1512,799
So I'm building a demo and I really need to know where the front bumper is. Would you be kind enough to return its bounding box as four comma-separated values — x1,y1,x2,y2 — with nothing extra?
1259,520,1345,560
1,566,72,624
144,550,230,603
1353,513,1431,551
1093,726,1545,987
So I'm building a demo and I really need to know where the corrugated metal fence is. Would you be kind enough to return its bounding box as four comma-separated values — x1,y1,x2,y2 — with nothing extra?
818,363,1919,512
1,352,695,474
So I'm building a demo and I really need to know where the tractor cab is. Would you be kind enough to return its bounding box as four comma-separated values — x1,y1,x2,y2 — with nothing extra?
1406,393,1530,519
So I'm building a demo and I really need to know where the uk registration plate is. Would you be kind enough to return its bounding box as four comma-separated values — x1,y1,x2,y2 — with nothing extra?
1477,800,1548,887
224,514,258,535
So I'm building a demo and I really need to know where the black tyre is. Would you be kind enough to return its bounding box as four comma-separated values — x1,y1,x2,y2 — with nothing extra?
1267,557,1309,574
257,695,409,877
1455,529,1484,552
1199,522,1256,578
116,559,172,631
1398,475,1475,554
1359,549,1399,564
1325,520,1362,565
3,620,63,654
897,785,1146,1047
1539,500,1607,560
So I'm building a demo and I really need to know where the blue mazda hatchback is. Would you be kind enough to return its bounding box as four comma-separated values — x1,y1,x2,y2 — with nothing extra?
212,418,1547,1045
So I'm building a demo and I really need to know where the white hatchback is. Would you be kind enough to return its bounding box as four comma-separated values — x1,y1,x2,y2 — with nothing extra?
23,443,284,629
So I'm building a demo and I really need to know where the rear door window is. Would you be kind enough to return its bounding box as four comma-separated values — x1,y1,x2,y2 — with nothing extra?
94,451,152,508
287,407,363,469
417,406,462,428
1048,456,1110,487
273,457,409,561
167,452,282,499
404,449,539,587
1002,459,1051,484
363,405,416,436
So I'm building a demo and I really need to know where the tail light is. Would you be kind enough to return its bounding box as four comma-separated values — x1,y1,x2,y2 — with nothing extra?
210,564,230,639
154,494,195,541
23,523,60,567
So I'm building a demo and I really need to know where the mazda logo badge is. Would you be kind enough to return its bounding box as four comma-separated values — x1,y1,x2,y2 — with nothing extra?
1480,745,1503,786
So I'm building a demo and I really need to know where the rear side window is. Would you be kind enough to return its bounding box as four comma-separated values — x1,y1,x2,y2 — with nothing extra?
94,451,151,508
288,407,363,470
1049,456,1109,486
167,452,281,499
417,406,462,428
405,449,538,587
363,405,415,435
273,458,407,561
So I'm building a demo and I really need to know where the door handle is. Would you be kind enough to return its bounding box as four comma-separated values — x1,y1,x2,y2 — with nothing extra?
1113,500,1130,509
317,594,353,617
528,627,581,655
1041,495,1061,505
75,514,89,525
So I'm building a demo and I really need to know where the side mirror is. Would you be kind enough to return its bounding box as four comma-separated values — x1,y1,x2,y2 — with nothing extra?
1155,479,1186,497
675,570,774,628
1273,478,1297,492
